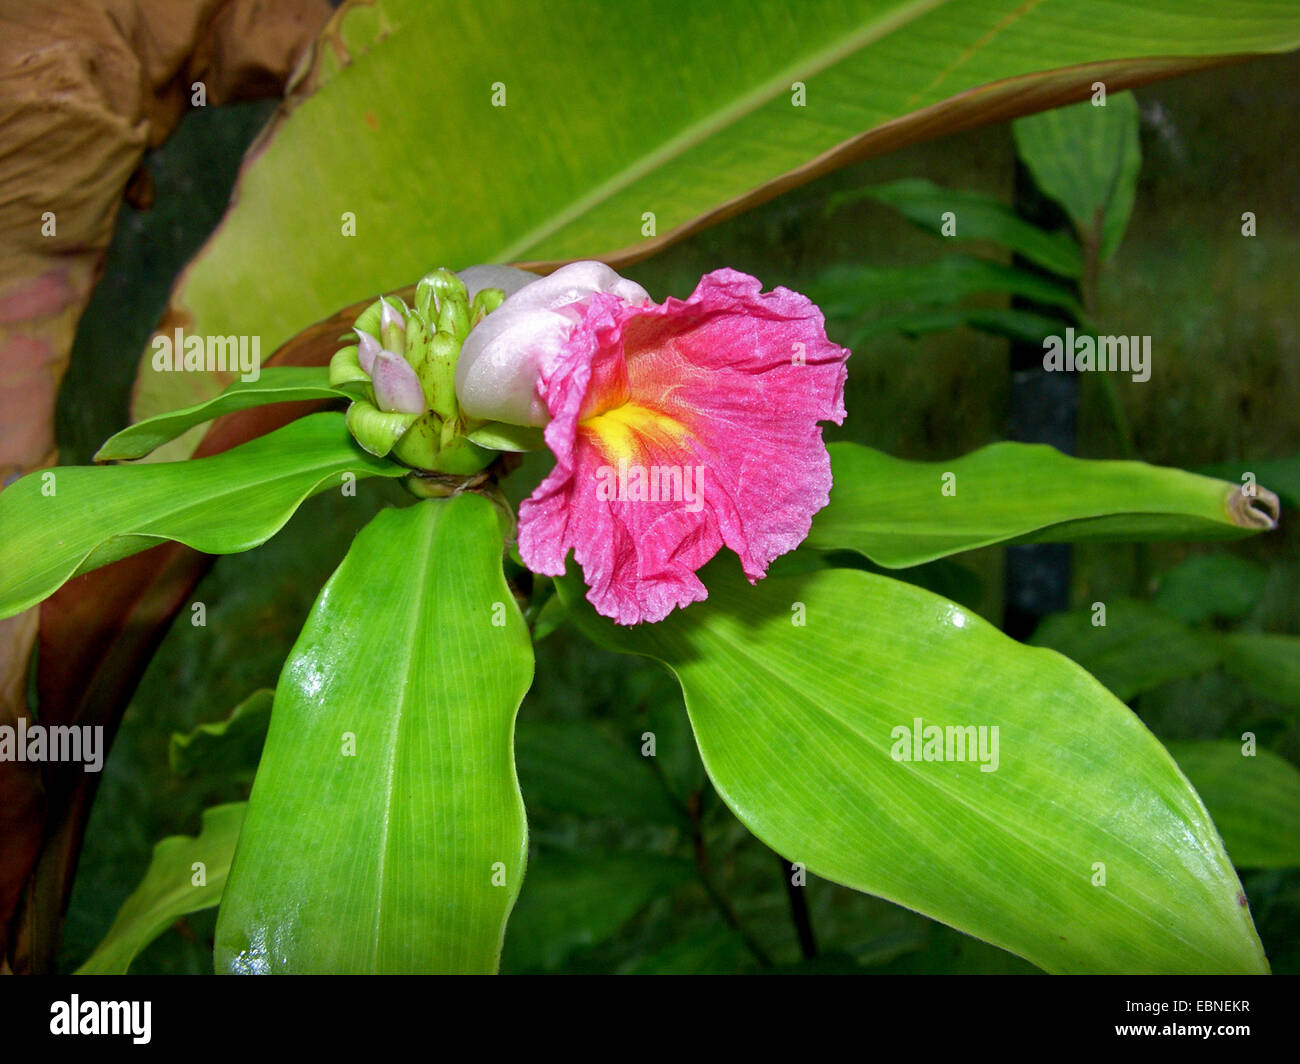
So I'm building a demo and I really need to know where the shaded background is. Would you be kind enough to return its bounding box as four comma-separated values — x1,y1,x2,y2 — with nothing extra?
56,53,1299,973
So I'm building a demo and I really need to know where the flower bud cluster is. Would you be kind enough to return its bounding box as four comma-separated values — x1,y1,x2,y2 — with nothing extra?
331,269,505,474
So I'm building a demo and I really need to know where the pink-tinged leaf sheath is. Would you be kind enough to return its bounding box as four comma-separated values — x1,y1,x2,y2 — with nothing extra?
455,261,650,427
354,329,382,374
518,268,850,625
371,350,427,415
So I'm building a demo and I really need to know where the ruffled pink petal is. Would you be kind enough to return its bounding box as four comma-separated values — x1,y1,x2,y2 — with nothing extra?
518,268,849,625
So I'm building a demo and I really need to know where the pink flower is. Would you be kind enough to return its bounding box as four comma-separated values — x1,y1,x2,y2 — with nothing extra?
457,263,850,625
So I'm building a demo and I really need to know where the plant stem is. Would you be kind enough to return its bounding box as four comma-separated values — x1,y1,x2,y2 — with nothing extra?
778,856,818,960
687,791,772,967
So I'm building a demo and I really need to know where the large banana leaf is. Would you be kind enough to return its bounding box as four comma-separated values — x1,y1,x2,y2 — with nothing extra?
214,494,533,973
558,562,1266,973
131,0,1300,446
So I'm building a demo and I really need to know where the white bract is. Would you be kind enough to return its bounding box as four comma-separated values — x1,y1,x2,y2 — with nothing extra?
454,261,649,426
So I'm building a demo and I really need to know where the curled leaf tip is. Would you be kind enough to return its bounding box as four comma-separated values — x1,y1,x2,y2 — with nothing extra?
1227,484,1281,531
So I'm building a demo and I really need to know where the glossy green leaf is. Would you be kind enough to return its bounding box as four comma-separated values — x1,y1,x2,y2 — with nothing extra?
501,851,693,972
132,0,1300,440
1013,92,1140,259
1154,554,1269,625
214,495,533,973
1030,597,1222,701
560,563,1266,973
808,441,1277,568
76,804,246,975
835,179,1083,277
95,368,344,461
1167,742,1300,870
169,690,273,780
515,720,685,828
0,412,404,620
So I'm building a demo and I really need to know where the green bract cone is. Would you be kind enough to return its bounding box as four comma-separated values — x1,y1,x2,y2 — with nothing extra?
337,270,508,476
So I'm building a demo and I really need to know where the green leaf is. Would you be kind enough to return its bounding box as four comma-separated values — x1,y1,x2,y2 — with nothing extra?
1033,602,1300,710
169,690,273,780
847,306,1069,347
515,720,685,828
132,0,1300,439
76,804,246,975
529,591,569,642
1219,633,1300,711
1013,92,1141,258
1153,554,1269,625
500,851,693,972
808,441,1278,568
1030,597,1222,701
1167,742,1300,870
0,412,404,620
214,495,533,973
1198,455,1300,509
837,179,1083,278
808,257,1081,318
94,368,345,462
560,563,1266,973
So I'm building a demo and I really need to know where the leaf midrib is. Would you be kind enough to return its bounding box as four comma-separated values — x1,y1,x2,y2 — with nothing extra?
370,503,439,966
493,0,952,261
669,585,1225,965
